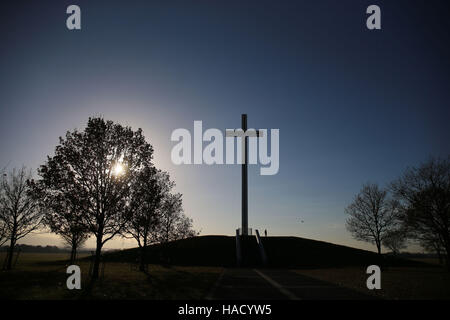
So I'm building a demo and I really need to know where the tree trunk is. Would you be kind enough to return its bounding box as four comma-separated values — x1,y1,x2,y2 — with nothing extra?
6,237,15,270
440,233,450,271
437,249,443,265
139,234,148,272
70,240,77,265
444,244,450,271
376,241,381,255
139,245,147,272
6,221,17,270
434,243,443,265
375,241,384,269
92,233,103,279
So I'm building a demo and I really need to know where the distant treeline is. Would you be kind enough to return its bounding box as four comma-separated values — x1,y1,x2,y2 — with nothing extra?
0,244,92,254
396,252,441,259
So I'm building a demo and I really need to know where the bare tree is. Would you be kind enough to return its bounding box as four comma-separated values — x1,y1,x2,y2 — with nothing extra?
345,183,401,255
0,167,43,270
157,192,198,242
175,215,198,240
0,219,8,247
391,157,450,268
382,229,407,254
36,118,154,279
125,167,172,271
419,235,445,264
159,193,184,243
156,192,197,265
0,168,6,246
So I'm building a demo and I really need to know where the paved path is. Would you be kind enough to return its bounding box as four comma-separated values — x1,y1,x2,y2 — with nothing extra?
207,268,377,300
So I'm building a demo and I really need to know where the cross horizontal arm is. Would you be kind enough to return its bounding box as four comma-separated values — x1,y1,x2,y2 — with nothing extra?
225,129,264,138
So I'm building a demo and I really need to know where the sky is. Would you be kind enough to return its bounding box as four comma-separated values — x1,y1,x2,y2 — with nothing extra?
0,0,449,252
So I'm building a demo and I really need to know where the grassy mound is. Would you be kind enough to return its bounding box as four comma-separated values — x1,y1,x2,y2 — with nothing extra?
103,235,427,268
104,236,236,267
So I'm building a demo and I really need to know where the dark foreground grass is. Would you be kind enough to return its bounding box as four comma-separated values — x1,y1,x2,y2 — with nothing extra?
0,253,222,300
294,266,450,299
1,252,448,300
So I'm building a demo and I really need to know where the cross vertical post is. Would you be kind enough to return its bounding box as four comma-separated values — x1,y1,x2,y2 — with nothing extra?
241,114,248,236
226,114,262,237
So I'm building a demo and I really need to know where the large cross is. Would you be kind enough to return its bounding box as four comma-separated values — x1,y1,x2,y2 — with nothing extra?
226,114,263,236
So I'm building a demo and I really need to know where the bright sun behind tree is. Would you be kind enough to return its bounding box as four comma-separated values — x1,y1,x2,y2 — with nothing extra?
113,163,124,176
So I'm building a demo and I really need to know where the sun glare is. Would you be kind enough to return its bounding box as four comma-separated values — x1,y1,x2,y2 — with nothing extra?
113,163,124,176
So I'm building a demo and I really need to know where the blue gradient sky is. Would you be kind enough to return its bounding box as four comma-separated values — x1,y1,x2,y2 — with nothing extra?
0,0,449,251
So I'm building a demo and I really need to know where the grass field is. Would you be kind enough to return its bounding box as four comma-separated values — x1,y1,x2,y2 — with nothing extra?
1,236,449,300
0,253,222,300
294,266,450,299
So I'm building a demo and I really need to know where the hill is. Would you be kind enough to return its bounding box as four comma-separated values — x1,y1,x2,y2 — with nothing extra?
102,235,427,268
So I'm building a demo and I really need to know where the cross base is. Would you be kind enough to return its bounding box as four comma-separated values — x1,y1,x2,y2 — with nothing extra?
237,227,253,236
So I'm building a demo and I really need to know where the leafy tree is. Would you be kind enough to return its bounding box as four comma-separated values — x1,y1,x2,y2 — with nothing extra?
29,178,89,264
36,117,153,279
391,157,450,268
125,167,173,271
57,220,88,264
45,208,88,264
0,167,43,270
345,183,401,255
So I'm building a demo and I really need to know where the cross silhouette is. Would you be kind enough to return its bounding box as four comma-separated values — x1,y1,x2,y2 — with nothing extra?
225,114,263,236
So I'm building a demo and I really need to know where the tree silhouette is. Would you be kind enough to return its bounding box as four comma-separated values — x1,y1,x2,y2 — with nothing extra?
37,117,153,279
0,219,8,247
345,183,401,255
391,157,450,268
382,229,407,254
157,192,198,242
175,214,198,240
0,168,7,246
55,217,88,264
29,178,89,264
125,167,173,271
159,193,184,243
156,192,197,265
419,234,445,264
0,167,43,270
